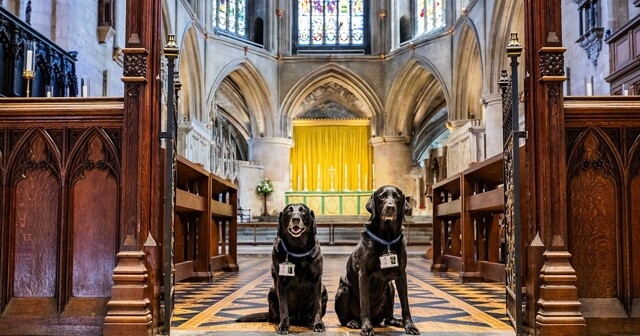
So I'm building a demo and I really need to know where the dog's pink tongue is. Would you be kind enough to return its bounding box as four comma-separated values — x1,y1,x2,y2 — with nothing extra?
292,226,302,234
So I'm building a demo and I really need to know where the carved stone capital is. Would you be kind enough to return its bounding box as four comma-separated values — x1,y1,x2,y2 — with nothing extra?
122,48,148,83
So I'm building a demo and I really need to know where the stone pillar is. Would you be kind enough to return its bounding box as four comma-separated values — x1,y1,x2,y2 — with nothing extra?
370,136,413,193
248,137,293,214
237,161,265,219
483,93,503,158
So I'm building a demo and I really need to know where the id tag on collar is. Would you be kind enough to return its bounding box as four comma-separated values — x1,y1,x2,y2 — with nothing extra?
380,253,399,269
279,262,295,276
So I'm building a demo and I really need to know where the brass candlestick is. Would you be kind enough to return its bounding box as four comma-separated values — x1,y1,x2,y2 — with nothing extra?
22,69,34,98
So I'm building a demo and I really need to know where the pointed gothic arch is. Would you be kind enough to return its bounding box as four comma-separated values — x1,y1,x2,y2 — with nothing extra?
386,56,449,159
178,24,205,123
207,58,276,139
488,0,524,93
280,63,383,137
453,19,483,122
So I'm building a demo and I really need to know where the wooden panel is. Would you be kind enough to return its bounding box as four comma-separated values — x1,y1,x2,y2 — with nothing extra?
635,28,640,59
615,34,631,69
632,175,640,298
14,169,59,297
72,168,117,297
444,255,461,272
435,199,461,217
176,189,205,212
211,200,233,217
568,134,617,298
479,261,505,283
467,187,504,212
175,261,193,282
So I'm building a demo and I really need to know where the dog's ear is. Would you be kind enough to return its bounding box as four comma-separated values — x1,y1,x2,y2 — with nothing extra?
278,211,284,237
365,191,376,218
310,209,317,235
404,198,410,215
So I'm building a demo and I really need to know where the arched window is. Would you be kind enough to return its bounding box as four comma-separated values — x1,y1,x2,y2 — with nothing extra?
212,0,247,37
294,0,369,54
416,0,445,36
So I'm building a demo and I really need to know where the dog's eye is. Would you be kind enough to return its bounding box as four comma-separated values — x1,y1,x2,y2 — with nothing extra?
286,208,293,214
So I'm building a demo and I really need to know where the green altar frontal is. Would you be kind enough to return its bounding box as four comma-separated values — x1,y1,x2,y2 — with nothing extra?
285,191,372,216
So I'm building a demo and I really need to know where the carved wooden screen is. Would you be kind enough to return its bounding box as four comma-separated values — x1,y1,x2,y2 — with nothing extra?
567,130,618,298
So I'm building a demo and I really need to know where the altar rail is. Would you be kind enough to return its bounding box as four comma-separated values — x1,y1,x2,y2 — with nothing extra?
0,98,123,335
0,6,78,98
285,191,371,216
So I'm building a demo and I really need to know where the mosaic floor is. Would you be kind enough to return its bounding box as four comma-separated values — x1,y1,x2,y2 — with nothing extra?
171,256,515,336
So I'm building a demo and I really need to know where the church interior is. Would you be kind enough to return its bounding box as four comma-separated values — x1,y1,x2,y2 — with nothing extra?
0,0,639,335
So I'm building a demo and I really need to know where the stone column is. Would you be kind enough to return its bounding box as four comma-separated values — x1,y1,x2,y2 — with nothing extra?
482,93,503,158
248,137,293,215
370,136,413,193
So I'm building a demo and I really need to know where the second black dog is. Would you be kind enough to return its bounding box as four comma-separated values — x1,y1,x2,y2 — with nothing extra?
236,203,328,334
334,185,420,336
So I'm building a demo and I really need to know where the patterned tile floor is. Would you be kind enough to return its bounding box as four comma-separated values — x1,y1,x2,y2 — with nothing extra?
172,256,515,336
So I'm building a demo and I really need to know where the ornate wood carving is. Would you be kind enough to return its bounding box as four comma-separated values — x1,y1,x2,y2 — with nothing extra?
11,131,60,186
68,130,119,185
122,48,148,82
568,132,618,298
540,52,565,77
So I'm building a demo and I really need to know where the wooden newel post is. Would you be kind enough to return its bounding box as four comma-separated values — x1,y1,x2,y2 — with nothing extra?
523,0,586,334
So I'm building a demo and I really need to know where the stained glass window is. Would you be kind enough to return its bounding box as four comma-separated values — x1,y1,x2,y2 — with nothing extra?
212,0,247,37
295,0,369,53
416,0,445,36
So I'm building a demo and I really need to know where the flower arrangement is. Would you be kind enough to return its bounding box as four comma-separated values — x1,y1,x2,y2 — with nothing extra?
256,177,274,195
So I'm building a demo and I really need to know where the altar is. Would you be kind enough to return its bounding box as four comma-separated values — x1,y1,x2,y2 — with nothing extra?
285,191,372,216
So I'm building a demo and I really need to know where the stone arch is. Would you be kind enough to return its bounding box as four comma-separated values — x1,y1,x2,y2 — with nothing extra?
178,24,205,123
207,58,276,139
452,19,483,122
487,0,524,93
386,56,450,150
280,63,383,137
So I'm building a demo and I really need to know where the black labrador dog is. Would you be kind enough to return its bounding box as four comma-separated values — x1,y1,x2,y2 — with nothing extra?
237,203,328,334
335,185,420,336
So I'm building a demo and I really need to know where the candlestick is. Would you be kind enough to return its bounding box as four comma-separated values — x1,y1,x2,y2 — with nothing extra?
45,85,52,97
25,50,33,71
22,41,36,98
316,163,321,191
303,163,308,191
344,164,348,191
622,83,629,96
328,165,336,192
288,163,293,191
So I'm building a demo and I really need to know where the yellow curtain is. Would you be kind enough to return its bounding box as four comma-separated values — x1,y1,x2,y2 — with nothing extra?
291,122,372,192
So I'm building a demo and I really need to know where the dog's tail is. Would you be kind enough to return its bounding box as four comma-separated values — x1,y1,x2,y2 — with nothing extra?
236,312,270,322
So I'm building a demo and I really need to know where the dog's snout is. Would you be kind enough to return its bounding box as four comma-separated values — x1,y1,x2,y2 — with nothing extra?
385,203,396,211
292,217,301,225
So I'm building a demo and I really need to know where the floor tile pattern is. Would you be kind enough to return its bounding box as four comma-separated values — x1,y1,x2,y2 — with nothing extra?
172,256,514,335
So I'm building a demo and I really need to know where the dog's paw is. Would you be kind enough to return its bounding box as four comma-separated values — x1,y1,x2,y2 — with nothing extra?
386,317,403,327
360,325,375,336
346,320,360,329
313,322,325,332
404,321,420,335
277,323,290,334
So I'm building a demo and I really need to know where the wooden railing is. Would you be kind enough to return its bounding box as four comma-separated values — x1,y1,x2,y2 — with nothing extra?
175,154,238,282
0,98,123,334
431,151,524,282
0,6,78,98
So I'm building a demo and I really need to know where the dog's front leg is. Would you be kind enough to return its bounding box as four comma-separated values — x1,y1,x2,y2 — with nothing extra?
358,270,374,336
397,271,420,335
312,281,325,332
276,280,290,334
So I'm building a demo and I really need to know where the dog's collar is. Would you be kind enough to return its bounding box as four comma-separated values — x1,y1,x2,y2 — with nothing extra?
365,228,402,250
280,240,315,259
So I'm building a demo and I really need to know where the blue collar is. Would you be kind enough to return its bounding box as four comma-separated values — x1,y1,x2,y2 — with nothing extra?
365,228,402,250
280,240,316,259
